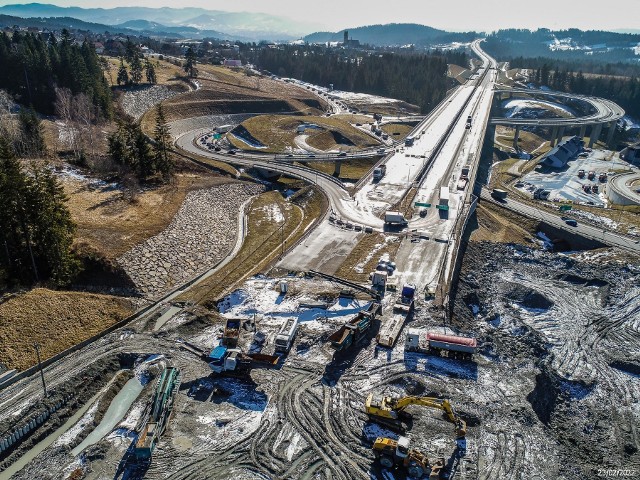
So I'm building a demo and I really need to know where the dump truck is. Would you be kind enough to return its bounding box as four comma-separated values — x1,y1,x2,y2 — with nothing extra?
274,317,298,353
394,284,416,314
366,393,467,438
385,211,407,226
222,319,240,347
373,164,387,181
405,329,477,360
372,436,444,479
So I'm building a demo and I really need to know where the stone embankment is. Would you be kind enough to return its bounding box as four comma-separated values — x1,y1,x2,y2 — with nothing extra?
121,85,182,120
118,183,264,298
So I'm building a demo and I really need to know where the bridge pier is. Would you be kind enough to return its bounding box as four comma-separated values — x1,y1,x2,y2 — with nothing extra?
512,125,520,151
550,126,559,147
579,124,587,139
556,126,565,145
333,160,343,177
588,123,603,148
606,120,617,148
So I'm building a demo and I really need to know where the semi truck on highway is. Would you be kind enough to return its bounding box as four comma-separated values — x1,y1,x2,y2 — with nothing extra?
274,317,299,353
439,187,450,207
405,136,415,147
373,164,387,181
215,124,233,133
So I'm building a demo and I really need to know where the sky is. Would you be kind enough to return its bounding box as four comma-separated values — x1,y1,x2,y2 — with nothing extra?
0,0,639,33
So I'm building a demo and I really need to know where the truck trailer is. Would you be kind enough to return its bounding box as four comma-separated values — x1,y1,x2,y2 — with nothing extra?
373,164,387,181
274,317,299,353
405,329,477,360
439,187,450,207
384,211,407,226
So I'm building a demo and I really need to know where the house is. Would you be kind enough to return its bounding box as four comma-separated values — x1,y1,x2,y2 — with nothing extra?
541,136,583,168
93,42,104,54
223,59,242,67
620,143,640,166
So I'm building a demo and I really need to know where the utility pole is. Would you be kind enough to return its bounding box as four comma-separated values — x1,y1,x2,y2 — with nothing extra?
34,343,47,398
280,222,285,257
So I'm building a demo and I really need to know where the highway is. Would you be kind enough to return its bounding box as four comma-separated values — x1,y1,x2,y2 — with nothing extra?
479,187,640,253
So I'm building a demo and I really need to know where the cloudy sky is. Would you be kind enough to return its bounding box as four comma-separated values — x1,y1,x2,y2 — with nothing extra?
2,0,639,32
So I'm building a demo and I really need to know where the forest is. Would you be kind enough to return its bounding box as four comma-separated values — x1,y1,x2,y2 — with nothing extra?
0,30,111,116
252,47,466,114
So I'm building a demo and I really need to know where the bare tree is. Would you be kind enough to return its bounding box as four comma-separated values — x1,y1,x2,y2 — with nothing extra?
55,88,98,164
0,90,19,146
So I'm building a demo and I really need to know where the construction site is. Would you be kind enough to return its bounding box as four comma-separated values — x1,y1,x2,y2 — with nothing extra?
1,40,639,480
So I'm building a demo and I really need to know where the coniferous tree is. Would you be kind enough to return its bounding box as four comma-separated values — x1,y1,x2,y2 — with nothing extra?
130,55,143,85
117,59,129,86
184,47,198,78
145,59,157,84
152,104,173,177
16,107,45,157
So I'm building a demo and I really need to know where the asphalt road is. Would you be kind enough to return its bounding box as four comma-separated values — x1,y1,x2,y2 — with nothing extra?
479,187,640,253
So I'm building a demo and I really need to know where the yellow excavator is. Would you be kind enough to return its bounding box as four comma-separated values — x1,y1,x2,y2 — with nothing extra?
365,393,467,438
372,435,444,479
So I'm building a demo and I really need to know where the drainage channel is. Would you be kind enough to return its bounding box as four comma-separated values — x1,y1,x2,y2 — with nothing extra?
71,376,144,456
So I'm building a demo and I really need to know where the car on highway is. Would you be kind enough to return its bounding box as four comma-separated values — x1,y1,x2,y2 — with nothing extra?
561,217,578,227
227,150,236,155
419,209,428,217
338,152,347,157
308,154,316,158
578,152,589,158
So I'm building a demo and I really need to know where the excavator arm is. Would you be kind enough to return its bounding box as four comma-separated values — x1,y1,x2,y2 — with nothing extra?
366,394,467,438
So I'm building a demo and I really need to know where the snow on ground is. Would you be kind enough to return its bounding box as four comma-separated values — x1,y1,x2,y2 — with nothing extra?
569,209,618,229
53,164,119,190
53,402,99,447
502,99,576,118
218,278,370,333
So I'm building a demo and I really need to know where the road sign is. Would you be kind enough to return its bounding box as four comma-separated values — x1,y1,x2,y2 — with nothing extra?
415,202,431,208
436,205,449,211
559,205,572,211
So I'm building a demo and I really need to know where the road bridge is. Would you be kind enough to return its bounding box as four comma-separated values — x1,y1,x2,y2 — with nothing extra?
491,88,625,149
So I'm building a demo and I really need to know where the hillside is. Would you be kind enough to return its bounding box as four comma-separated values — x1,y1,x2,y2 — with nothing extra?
304,23,477,46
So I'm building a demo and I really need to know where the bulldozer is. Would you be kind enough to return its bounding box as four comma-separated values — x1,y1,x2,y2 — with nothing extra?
372,435,444,479
365,393,467,438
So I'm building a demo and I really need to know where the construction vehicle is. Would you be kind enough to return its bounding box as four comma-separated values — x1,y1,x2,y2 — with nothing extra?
588,170,596,180
365,393,467,438
394,284,416,314
598,172,607,182
222,318,240,347
134,367,181,460
274,317,299,353
208,346,278,375
578,169,585,178
327,302,381,354
491,188,508,200
372,436,444,479
405,330,477,361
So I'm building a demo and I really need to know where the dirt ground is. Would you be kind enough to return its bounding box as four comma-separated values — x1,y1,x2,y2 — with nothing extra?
62,171,234,260
0,289,133,370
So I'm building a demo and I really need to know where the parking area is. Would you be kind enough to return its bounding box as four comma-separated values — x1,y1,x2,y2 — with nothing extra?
518,150,623,206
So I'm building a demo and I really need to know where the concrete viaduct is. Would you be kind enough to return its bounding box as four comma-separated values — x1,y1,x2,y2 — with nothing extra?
490,88,625,150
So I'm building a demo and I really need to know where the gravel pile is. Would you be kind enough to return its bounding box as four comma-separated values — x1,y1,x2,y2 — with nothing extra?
118,183,264,299
121,85,182,120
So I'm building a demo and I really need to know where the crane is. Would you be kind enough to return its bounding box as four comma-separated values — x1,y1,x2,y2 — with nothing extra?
365,393,467,438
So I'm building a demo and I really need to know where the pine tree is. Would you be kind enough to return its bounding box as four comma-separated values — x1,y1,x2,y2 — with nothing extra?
184,47,198,78
152,104,173,178
117,59,129,86
130,54,143,85
17,107,45,157
145,59,157,84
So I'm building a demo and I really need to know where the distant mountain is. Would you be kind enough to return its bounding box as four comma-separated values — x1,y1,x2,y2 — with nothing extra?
0,13,149,35
304,23,478,47
0,3,321,41
115,19,233,40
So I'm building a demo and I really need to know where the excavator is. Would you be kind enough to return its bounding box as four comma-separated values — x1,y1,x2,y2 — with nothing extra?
365,393,467,438
372,435,445,479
